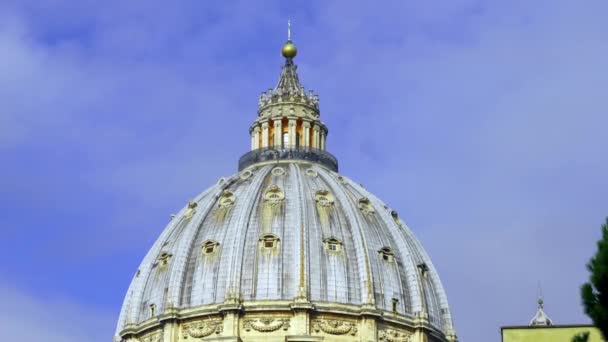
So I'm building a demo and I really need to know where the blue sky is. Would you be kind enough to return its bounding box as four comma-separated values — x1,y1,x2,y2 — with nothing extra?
1,0,607,341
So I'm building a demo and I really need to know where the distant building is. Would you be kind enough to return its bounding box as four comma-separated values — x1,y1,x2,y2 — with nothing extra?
501,298,603,342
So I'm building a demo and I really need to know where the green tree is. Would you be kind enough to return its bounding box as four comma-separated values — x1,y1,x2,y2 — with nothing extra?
572,331,590,342
581,217,608,340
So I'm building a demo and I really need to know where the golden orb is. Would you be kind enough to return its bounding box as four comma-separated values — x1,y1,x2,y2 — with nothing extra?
281,42,297,58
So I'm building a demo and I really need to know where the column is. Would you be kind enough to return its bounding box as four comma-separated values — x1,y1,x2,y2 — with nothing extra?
312,125,320,149
261,122,269,148
253,126,261,150
320,130,326,150
274,120,282,147
288,119,297,148
302,121,311,147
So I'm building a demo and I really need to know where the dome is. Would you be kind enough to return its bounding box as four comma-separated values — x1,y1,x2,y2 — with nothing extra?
115,32,457,342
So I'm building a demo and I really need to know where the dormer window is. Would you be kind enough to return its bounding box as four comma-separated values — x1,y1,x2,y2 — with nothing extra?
218,190,236,209
379,247,394,263
314,190,334,207
156,252,172,266
149,303,156,317
358,198,375,215
263,185,285,204
418,263,429,277
202,240,220,255
323,237,343,253
259,234,280,249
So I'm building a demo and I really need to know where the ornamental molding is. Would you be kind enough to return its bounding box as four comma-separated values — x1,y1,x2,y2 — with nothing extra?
312,318,357,336
378,328,413,342
181,319,223,339
243,317,290,332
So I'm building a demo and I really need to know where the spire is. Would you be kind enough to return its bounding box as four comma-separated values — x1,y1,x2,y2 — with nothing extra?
256,23,319,113
277,20,301,92
529,296,553,326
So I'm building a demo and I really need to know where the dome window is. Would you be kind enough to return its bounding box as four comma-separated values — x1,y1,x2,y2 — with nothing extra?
185,200,198,220
149,303,156,317
259,234,280,249
417,263,429,277
392,298,399,312
378,247,394,263
323,237,343,253
271,167,285,176
263,185,285,204
358,198,375,215
240,169,254,180
156,252,173,266
218,190,236,209
202,240,220,255
314,190,334,207
305,168,318,177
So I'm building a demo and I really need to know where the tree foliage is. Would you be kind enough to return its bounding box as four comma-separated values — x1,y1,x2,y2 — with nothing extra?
572,331,590,342
580,217,608,340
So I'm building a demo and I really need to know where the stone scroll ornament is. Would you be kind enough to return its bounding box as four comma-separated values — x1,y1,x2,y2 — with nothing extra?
181,319,223,339
312,319,358,336
243,317,290,332
378,328,413,342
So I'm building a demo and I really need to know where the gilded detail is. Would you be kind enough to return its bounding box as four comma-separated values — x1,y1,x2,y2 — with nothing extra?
312,319,358,336
243,317,290,332
182,319,223,339
379,328,413,342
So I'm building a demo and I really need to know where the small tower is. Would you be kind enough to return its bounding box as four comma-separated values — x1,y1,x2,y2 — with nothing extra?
529,296,553,326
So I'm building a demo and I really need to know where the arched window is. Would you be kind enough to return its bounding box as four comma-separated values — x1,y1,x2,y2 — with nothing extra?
323,237,343,252
259,234,280,249
378,247,395,263
201,240,220,255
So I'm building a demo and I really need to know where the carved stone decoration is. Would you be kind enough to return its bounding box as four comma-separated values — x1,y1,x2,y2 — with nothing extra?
243,317,290,332
181,319,223,339
378,328,413,342
135,329,163,342
312,319,358,336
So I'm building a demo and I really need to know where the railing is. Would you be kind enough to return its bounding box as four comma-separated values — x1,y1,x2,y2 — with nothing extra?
238,146,339,172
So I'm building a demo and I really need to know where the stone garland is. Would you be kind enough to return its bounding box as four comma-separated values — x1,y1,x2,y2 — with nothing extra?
181,319,223,339
378,328,413,342
312,318,358,336
243,317,290,332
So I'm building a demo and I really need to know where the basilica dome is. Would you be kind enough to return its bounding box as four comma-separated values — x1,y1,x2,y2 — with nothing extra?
115,34,457,342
